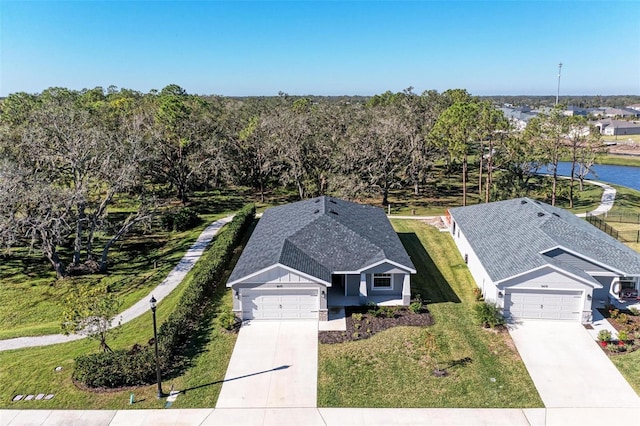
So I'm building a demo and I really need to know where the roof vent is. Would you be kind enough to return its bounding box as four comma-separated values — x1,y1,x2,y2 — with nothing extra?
314,209,320,214
537,212,545,217
329,199,337,204
552,212,560,217
520,200,527,204
329,209,338,215
314,199,320,203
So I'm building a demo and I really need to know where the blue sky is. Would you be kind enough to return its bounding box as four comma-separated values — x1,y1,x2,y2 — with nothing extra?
1,1,639,96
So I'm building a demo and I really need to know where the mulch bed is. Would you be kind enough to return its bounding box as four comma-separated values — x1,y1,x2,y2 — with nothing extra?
318,305,434,344
596,307,640,355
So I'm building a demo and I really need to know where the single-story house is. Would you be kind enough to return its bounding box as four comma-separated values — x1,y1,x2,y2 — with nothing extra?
593,118,640,136
227,196,416,321
448,198,640,323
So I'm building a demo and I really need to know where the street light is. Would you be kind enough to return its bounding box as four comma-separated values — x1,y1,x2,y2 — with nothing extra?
149,295,164,399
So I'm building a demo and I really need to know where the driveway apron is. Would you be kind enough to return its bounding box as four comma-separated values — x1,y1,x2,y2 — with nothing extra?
509,320,640,408
215,320,318,408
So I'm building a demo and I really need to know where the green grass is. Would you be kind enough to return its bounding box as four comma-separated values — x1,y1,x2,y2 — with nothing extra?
317,221,543,408
0,218,253,409
597,154,640,167
0,211,227,340
611,349,640,395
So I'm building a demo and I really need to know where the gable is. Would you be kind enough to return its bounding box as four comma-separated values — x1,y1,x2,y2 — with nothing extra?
499,265,601,290
228,265,324,287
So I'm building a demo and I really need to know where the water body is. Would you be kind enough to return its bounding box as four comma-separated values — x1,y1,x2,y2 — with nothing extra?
549,162,640,192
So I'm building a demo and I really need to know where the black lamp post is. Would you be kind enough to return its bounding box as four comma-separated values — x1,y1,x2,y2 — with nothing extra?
150,295,164,399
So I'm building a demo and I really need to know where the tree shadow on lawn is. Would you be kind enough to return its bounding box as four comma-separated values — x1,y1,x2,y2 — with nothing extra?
398,233,461,304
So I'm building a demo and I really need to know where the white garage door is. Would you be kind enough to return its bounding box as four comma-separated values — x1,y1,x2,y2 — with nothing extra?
241,289,319,320
505,289,582,321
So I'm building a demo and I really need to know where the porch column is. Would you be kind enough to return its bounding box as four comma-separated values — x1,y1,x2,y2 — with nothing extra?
402,274,411,305
359,272,368,303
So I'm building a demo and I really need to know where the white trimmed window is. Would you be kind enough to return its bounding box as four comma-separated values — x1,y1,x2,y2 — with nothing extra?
373,273,392,289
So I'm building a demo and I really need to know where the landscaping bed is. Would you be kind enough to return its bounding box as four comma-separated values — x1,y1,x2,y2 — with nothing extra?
319,305,433,344
597,307,640,354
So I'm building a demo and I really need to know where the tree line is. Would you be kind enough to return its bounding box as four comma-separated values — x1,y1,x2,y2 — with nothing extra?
0,85,604,278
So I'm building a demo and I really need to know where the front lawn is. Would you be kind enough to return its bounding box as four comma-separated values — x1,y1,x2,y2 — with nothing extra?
317,220,543,408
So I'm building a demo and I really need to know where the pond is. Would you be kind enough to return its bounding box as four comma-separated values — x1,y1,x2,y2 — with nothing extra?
550,162,640,192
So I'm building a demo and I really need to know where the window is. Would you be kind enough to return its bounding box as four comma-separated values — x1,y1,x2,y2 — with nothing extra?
373,273,392,289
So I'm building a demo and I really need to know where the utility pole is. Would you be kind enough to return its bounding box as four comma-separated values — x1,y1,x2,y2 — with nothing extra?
556,62,563,106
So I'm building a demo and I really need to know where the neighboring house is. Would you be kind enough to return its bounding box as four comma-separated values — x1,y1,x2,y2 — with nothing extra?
563,106,588,116
499,106,538,131
448,198,640,324
227,196,416,321
593,118,640,136
628,104,640,112
589,107,640,119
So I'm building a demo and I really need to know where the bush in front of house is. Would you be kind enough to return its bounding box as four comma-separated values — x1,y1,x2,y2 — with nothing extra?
161,207,201,231
473,301,505,328
73,204,255,388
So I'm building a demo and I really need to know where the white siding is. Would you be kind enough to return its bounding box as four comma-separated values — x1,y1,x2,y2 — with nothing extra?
450,222,498,302
500,266,596,315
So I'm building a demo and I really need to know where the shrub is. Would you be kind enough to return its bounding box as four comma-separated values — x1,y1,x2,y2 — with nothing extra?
352,313,363,322
615,313,630,327
409,301,422,314
173,207,200,231
630,307,640,316
74,204,255,388
473,302,505,328
597,329,612,342
618,329,629,342
216,309,240,331
161,207,201,231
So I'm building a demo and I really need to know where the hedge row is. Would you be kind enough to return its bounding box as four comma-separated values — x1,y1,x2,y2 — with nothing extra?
73,204,255,388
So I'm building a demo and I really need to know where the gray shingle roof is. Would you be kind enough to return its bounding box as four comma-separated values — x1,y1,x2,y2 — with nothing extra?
449,198,640,283
228,196,415,285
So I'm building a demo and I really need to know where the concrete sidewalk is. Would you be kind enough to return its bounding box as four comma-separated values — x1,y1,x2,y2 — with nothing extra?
574,180,616,217
0,216,234,352
5,407,640,425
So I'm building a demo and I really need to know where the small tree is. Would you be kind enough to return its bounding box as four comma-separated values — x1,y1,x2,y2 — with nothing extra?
61,285,122,352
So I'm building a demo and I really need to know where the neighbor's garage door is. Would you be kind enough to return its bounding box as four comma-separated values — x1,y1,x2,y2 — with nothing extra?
241,289,319,320
504,289,582,321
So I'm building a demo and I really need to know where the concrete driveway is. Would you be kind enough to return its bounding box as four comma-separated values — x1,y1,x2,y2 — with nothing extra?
215,320,318,408
509,320,640,408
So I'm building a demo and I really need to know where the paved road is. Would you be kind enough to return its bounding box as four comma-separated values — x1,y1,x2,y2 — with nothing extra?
509,320,640,408
216,321,318,408
0,216,234,352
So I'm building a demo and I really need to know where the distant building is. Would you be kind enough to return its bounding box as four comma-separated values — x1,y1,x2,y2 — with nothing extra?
627,104,640,112
563,106,588,116
589,107,639,119
500,106,537,131
593,118,640,136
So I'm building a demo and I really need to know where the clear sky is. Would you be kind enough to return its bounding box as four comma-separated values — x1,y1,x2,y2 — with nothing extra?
1,0,639,97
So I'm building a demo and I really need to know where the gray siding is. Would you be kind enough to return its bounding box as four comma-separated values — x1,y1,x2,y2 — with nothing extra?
544,249,612,274
367,273,404,296
346,274,360,296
